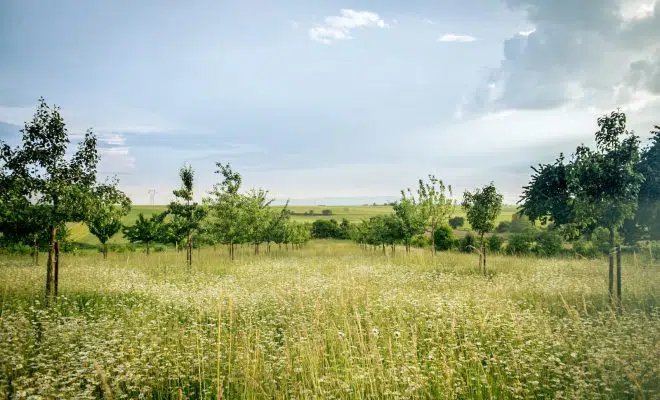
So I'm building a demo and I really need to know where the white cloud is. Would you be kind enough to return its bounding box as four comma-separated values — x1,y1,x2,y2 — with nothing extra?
98,133,126,146
460,0,660,118
437,34,477,42
98,146,136,173
308,9,387,44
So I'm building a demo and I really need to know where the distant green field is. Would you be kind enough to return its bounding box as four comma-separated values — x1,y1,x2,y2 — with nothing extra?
69,204,519,246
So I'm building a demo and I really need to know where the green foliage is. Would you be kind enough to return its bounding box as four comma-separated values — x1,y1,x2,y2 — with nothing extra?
495,221,511,233
410,234,431,248
459,233,478,253
573,238,598,258
311,219,341,239
393,193,426,250
448,216,465,229
417,175,455,252
168,164,207,263
462,182,503,238
487,234,505,253
535,230,563,256
591,227,621,255
122,212,167,254
433,225,454,251
507,233,535,255
321,209,333,216
85,181,131,249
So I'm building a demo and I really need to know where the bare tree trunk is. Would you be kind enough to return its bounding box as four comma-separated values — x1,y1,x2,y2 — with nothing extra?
482,242,487,276
146,241,151,256
431,224,436,256
616,245,622,309
32,238,39,265
608,228,614,302
188,231,193,267
45,225,57,298
103,242,108,259
479,233,484,272
382,244,385,254
54,240,60,297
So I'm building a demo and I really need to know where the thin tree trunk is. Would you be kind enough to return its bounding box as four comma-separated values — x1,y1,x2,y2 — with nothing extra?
431,225,436,256
188,231,193,267
146,241,151,256
482,242,487,276
616,244,622,309
45,225,57,298
103,242,108,259
479,233,485,272
54,240,60,297
608,228,614,302
382,244,385,254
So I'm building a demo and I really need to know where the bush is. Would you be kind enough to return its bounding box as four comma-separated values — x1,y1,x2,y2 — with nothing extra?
509,214,536,234
321,209,333,216
535,230,562,256
433,225,454,251
459,233,478,253
411,234,431,248
4,243,33,255
573,238,598,258
448,216,465,229
495,221,511,233
507,232,534,255
154,245,167,252
487,234,504,253
311,219,341,239
591,227,621,255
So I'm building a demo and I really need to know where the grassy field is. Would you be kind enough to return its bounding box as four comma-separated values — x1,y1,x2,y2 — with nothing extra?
69,205,519,246
0,241,658,398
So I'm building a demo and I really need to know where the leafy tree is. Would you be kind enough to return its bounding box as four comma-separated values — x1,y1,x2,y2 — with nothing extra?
0,98,99,297
462,182,503,275
207,163,245,260
448,216,465,229
242,188,275,254
168,165,207,266
122,212,166,255
518,154,574,228
393,191,426,253
311,219,341,239
506,232,534,255
534,230,562,256
569,110,643,303
417,175,454,255
86,181,131,259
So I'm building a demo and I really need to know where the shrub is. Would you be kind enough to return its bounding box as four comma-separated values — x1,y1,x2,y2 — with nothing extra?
154,245,167,252
459,233,478,253
495,221,511,233
509,214,536,234
311,219,341,239
591,227,621,255
411,234,431,248
448,216,465,229
535,230,562,256
573,238,598,258
321,209,333,216
433,225,454,251
487,234,505,253
5,243,32,255
507,232,534,255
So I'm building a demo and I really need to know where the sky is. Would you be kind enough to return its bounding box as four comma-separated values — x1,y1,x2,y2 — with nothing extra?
1,0,659,205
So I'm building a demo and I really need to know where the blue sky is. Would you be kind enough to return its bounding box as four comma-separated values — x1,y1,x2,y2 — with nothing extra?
1,0,659,204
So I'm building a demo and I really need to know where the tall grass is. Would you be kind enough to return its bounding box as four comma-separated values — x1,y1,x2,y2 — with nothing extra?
0,241,658,399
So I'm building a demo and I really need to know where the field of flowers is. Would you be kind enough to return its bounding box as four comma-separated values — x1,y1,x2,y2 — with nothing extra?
0,240,658,399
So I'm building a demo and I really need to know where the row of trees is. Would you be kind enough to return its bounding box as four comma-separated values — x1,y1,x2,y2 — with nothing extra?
350,180,503,275
0,99,311,299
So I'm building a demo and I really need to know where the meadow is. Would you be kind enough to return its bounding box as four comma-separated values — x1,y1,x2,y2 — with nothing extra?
67,205,518,246
0,241,658,399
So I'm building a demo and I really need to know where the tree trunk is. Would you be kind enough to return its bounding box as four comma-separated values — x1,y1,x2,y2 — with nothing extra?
482,242,487,276
146,241,151,256
188,231,192,267
608,228,614,302
479,233,485,272
103,242,108,259
54,240,60,297
616,244,622,309
45,225,57,298
382,244,385,254
431,225,436,256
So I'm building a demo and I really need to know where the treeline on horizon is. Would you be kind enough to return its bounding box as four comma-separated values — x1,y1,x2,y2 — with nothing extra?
1,99,659,299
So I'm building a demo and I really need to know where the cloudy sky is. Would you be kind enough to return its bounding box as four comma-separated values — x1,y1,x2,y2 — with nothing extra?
1,0,659,204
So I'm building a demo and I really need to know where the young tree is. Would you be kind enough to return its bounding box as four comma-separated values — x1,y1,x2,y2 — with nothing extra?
122,212,166,255
86,181,131,259
168,165,207,266
242,188,274,254
0,98,99,297
207,163,245,260
393,190,426,253
417,175,455,255
569,111,643,304
462,182,503,276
